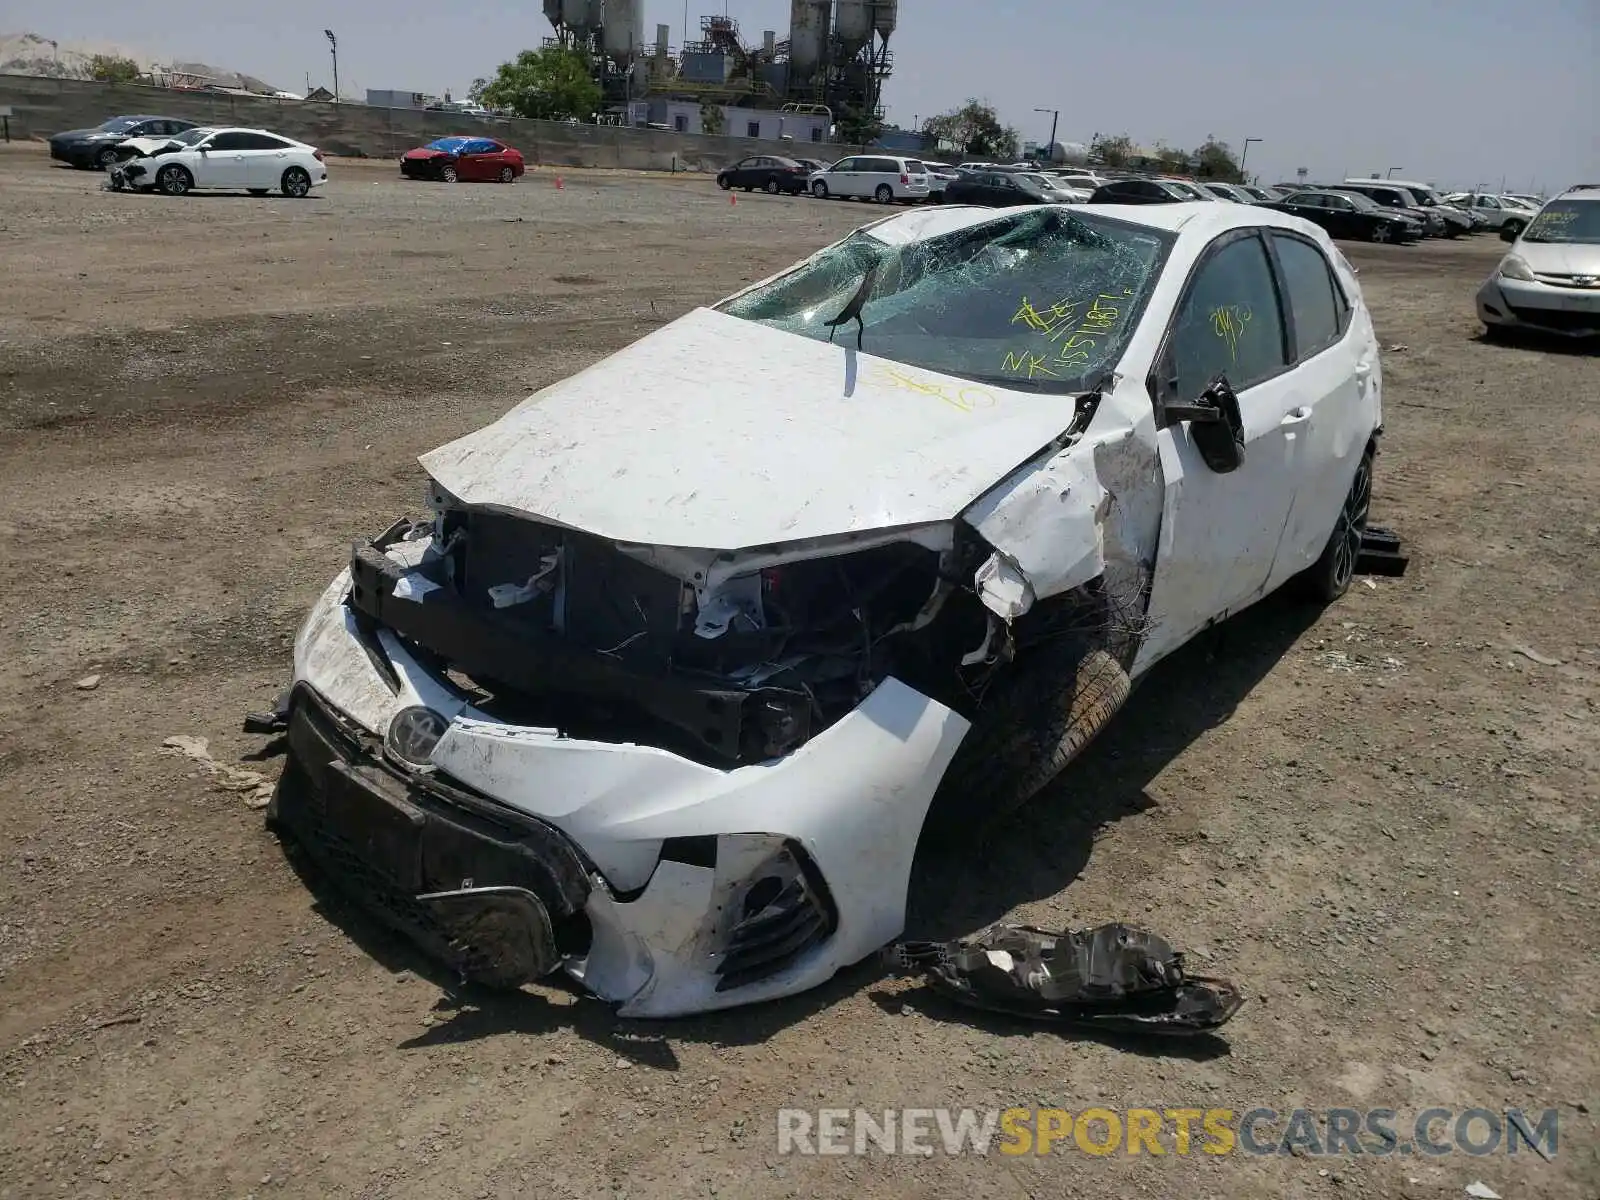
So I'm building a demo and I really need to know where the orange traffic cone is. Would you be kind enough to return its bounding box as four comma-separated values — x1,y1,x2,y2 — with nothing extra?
730,193,736,205
555,175,564,190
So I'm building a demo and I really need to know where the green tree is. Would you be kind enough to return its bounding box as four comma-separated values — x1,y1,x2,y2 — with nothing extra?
89,55,141,84
1092,133,1134,169
478,47,601,121
834,105,883,146
1152,141,1190,173
466,77,490,104
699,100,723,135
924,100,1018,160
1193,137,1243,182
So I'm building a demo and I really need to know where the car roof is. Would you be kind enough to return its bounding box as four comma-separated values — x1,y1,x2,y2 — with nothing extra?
857,199,1317,247
1554,186,1600,200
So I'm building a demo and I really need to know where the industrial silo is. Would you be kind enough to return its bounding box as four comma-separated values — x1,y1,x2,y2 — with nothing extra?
543,0,563,30
561,0,590,32
788,0,828,86
871,0,897,38
600,0,644,62
834,0,871,57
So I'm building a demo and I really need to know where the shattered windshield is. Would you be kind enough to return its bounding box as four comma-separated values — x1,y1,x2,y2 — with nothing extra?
1523,201,1600,244
716,207,1176,393
426,136,473,152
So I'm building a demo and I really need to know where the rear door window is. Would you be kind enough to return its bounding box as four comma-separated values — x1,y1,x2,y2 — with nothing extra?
1271,233,1346,358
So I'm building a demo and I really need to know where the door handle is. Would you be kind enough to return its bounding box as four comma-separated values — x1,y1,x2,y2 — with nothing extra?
1280,407,1312,425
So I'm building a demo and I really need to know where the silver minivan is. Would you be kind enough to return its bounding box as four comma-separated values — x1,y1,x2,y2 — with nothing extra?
808,154,931,203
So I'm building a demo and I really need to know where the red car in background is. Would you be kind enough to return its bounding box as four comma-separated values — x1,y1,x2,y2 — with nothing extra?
401,136,525,183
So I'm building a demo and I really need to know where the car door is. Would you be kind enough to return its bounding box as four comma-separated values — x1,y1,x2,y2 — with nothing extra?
193,131,249,188
1264,230,1376,587
1137,228,1305,666
731,156,758,188
235,132,294,188
821,157,853,195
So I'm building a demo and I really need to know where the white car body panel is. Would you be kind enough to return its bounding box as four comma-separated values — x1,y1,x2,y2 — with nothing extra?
290,200,1382,1015
113,126,326,195
421,307,1095,549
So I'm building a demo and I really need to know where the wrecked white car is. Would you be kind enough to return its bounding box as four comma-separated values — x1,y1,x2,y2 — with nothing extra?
267,201,1382,1016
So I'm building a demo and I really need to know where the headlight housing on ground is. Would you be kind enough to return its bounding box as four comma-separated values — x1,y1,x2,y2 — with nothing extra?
1498,254,1535,282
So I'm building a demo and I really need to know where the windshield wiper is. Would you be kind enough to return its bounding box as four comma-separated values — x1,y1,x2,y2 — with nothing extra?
825,262,880,350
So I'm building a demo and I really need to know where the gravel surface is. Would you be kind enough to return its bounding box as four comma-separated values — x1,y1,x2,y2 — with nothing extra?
0,146,1596,1199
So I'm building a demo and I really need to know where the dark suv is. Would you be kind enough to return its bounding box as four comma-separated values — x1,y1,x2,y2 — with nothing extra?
1087,178,1194,204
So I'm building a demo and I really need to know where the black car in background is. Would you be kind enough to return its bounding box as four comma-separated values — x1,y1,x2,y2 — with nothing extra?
49,115,199,169
716,155,811,195
1087,178,1194,204
1264,189,1422,243
1331,183,1446,237
942,169,1049,207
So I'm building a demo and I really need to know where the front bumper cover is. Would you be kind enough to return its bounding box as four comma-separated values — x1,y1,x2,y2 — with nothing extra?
280,559,971,1016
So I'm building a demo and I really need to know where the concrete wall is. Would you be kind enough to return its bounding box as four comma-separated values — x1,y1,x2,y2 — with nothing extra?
0,74,868,173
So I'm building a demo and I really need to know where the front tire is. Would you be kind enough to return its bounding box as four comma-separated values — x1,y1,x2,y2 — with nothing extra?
1502,219,1524,238
811,180,829,199
874,183,894,204
764,176,781,194
1369,223,1389,243
499,166,515,183
281,167,312,198
440,164,458,183
156,164,192,196
1301,448,1373,603
717,175,731,189
925,640,1132,837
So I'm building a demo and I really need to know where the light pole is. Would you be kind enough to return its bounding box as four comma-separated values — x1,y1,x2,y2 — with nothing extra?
1239,136,1262,180
324,29,339,103
1034,107,1059,162
1386,165,1402,178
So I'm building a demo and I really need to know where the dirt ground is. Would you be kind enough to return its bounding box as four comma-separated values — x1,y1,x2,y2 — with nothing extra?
0,146,1595,1200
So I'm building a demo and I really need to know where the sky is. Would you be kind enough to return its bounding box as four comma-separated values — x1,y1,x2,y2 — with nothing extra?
8,0,1597,191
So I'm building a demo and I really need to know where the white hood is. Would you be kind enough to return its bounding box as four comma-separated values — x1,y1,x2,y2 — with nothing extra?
420,308,1085,549
116,136,181,155
1518,239,1600,276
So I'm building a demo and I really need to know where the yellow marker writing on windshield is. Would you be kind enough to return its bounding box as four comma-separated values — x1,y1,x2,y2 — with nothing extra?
1210,304,1253,361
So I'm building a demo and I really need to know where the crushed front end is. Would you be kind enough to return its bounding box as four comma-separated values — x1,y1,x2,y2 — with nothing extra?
272,493,992,1016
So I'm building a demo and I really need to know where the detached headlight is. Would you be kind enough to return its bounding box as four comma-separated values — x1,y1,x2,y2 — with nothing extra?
1498,255,1535,282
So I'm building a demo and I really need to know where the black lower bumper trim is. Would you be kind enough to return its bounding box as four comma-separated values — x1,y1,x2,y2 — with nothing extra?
268,685,592,985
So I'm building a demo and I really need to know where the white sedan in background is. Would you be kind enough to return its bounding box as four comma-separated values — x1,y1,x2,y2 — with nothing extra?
109,126,328,198
270,201,1383,1016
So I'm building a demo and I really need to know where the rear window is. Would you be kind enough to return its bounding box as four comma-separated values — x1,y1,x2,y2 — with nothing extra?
906,160,928,174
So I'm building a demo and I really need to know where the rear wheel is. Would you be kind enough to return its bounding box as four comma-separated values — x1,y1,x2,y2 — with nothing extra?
1301,447,1373,603
1502,219,1525,237
440,164,458,183
874,183,894,204
811,180,829,199
499,165,515,183
281,167,311,198
156,164,192,196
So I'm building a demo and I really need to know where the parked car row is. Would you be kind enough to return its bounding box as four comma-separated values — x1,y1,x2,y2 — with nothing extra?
52,111,535,197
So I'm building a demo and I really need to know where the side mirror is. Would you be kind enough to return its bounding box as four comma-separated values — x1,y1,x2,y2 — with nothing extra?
1499,225,1518,242
1165,374,1246,474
